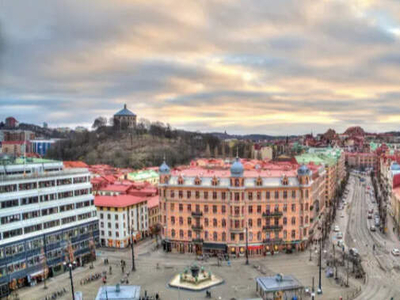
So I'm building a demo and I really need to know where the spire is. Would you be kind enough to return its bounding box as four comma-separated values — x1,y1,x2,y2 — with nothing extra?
124,103,127,109
236,147,239,159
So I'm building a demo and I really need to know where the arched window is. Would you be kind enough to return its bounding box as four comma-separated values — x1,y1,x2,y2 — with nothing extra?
178,176,184,185
213,218,217,227
257,231,262,241
305,216,309,224
171,229,175,237
291,230,296,238
235,179,240,187
222,219,226,227
291,217,296,225
194,177,201,185
283,217,287,225
179,230,184,238
204,218,209,226
256,177,263,186
283,230,287,239
204,231,209,240
212,177,219,186
213,232,218,241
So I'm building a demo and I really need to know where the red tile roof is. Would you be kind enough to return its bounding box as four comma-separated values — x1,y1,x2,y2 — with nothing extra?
94,195,147,208
147,195,159,208
64,161,89,168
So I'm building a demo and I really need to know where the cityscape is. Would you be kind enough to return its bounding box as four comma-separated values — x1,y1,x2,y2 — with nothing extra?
2,1,400,300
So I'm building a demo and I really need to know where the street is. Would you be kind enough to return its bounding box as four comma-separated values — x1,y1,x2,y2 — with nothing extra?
342,173,400,299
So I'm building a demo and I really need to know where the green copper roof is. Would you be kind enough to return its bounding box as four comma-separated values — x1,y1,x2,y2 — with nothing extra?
127,169,158,180
295,153,338,167
0,157,58,165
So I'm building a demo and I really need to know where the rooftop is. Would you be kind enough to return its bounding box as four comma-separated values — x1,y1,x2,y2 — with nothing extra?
256,275,303,293
94,195,148,208
114,104,136,117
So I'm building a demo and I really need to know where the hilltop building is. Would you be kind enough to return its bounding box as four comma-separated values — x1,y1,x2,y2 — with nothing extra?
114,104,136,129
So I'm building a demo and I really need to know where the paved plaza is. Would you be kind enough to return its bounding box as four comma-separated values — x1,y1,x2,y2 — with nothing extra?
14,238,361,300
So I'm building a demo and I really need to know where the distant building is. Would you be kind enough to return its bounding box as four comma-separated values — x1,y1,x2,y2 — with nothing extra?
30,139,57,156
55,127,71,133
43,122,48,129
3,130,35,142
124,169,159,185
74,126,87,133
1,141,31,156
5,117,18,128
114,104,136,129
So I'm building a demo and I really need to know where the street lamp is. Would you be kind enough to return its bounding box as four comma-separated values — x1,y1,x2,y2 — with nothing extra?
130,228,136,271
63,260,76,300
318,222,323,295
244,223,249,265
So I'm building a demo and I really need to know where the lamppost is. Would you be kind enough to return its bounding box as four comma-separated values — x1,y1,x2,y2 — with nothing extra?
245,223,249,265
63,260,76,300
318,222,323,294
130,228,136,272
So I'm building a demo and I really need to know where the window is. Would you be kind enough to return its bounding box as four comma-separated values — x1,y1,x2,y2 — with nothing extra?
170,190,175,198
305,216,309,224
222,219,226,227
248,192,253,200
257,218,262,227
204,205,209,213
213,218,217,227
257,231,262,241
283,230,287,239
187,191,191,199
283,204,287,212
291,217,296,225
248,205,253,214
305,190,309,198
195,191,200,199
305,203,309,211
239,233,244,241
213,192,217,200
257,205,261,213
171,216,175,225
179,230,184,238
248,219,253,227
204,218,209,226
266,191,270,200
222,232,226,241
291,204,296,212
204,231,209,239
291,230,296,238
116,232,119,238
234,193,240,201
179,204,183,212
231,233,235,241
188,230,192,238
283,191,287,199
256,177,262,186
222,192,226,200
178,191,183,199
275,191,279,199
292,190,296,198
213,232,218,241
115,215,118,220
170,203,174,211
187,217,192,225
204,192,208,200
213,205,217,213
171,229,175,237
222,205,226,213
179,217,183,225
283,217,287,225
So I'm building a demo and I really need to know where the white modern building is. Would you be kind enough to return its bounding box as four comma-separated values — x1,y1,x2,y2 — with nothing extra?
0,157,99,297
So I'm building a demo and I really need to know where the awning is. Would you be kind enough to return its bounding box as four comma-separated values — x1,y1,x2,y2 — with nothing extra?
203,243,227,251
248,245,263,250
29,268,48,278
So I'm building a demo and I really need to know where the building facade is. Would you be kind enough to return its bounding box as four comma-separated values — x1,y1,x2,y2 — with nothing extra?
0,158,98,297
30,140,57,157
159,158,326,257
345,152,378,172
95,195,148,248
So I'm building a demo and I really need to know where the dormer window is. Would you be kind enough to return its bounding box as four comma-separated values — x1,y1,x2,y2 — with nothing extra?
211,177,219,186
282,176,289,186
256,177,263,186
194,177,201,185
178,176,184,185
235,179,240,187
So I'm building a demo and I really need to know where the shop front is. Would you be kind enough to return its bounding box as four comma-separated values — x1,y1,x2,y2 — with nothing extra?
203,243,227,256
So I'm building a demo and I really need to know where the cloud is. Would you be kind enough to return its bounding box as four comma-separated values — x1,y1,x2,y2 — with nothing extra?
1,0,400,134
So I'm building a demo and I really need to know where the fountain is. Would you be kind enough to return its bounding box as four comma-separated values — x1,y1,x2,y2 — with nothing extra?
168,263,224,291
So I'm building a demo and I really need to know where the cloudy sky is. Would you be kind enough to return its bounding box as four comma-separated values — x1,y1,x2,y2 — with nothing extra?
1,0,400,135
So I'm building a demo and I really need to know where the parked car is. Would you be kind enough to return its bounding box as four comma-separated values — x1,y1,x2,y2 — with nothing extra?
392,249,400,256
341,213,345,218
375,219,380,226
368,208,373,214
336,232,343,239
370,225,376,232
334,225,340,232
368,214,372,219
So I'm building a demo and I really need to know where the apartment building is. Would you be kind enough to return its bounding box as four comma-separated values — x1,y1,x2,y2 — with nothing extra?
159,158,326,257
0,157,98,297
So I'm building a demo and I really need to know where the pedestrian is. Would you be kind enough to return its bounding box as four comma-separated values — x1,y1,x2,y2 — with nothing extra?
102,277,107,284
109,265,112,275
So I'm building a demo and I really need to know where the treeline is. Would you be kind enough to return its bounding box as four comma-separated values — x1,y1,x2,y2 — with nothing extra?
45,118,230,168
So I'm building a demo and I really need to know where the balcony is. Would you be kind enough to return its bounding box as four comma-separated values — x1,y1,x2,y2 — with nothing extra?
191,225,203,231
192,238,204,244
263,238,283,244
230,227,245,233
191,211,203,217
262,225,283,232
229,214,245,220
262,211,283,218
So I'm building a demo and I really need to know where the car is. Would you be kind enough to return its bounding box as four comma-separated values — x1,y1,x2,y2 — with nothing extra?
336,232,343,239
367,214,372,219
334,225,340,232
368,208,373,214
370,225,376,232
349,248,359,257
371,200,376,203
341,213,345,218
375,219,380,226
392,249,400,256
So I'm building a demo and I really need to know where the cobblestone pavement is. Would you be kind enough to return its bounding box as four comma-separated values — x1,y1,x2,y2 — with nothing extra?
14,237,360,300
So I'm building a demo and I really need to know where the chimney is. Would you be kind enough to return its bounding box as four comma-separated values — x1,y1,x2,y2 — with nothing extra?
124,104,127,109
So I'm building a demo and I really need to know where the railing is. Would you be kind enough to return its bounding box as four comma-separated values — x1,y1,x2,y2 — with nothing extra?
192,238,204,244
191,225,203,231
262,211,283,217
191,211,203,217
262,225,283,231
263,238,283,244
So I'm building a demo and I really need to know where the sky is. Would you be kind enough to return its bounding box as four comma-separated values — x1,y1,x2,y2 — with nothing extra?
1,0,400,135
